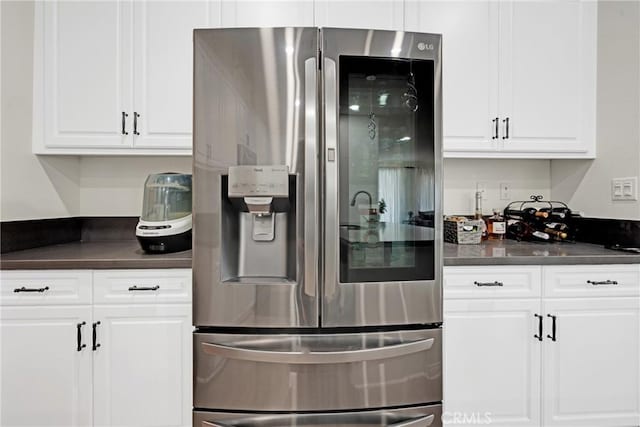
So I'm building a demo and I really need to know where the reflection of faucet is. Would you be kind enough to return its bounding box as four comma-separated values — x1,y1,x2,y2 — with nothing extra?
350,190,373,208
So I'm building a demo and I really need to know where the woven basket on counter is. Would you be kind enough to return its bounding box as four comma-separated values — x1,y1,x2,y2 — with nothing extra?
444,219,484,245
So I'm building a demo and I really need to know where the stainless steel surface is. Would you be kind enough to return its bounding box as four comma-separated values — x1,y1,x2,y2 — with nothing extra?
323,56,339,303
194,405,443,427
202,415,435,427
193,28,319,327
321,28,443,327
194,329,442,411
200,336,434,364
304,57,318,297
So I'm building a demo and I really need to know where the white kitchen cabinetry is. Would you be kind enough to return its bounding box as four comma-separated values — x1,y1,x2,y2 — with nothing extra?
314,0,403,30
405,1,597,159
444,299,542,427
0,269,192,427
34,2,219,155
93,305,192,427
444,264,640,427
0,270,93,427
0,306,93,427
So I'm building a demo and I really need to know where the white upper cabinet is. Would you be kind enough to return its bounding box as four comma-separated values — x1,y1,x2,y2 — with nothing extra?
38,1,132,150
35,1,220,155
405,1,499,153
499,1,596,157
132,1,217,150
221,1,313,27
405,0,597,159
314,0,403,30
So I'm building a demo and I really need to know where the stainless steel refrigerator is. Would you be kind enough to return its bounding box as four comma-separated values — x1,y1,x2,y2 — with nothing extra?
193,27,442,427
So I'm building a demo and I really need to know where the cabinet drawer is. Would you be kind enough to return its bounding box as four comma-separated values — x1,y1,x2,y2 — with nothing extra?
93,269,191,304
544,264,640,298
444,266,542,299
0,270,92,306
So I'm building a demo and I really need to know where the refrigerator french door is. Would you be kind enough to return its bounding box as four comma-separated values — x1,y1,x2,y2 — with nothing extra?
193,27,442,425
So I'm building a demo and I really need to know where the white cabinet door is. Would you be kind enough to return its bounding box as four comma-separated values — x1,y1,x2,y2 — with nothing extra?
40,1,132,149
314,0,403,30
499,1,596,157
405,1,499,154
542,298,640,427
0,306,92,427
93,304,192,427
221,1,314,27
443,299,542,427
132,2,219,150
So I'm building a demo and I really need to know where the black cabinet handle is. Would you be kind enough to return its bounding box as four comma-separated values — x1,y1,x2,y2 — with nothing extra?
502,117,510,139
587,280,618,286
92,321,101,351
128,285,160,291
14,286,49,293
492,117,499,139
76,321,87,351
534,314,543,341
547,314,557,342
474,281,504,287
133,112,140,135
121,112,129,135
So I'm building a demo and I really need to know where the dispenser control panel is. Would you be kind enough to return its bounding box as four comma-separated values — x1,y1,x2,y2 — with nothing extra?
228,166,289,198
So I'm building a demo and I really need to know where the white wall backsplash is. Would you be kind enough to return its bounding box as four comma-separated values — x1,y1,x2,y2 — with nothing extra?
443,159,551,215
79,157,192,217
551,1,640,220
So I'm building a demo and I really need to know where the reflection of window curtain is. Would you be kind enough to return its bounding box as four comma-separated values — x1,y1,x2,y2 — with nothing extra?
378,167,434,223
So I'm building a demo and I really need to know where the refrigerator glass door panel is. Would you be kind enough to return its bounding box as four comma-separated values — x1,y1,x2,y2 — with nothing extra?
322,28,443,327
193,405,443,427
193,28,319,327
193,329,442,412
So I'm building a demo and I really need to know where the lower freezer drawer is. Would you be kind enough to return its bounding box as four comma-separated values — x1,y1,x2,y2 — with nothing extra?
193,404,443,427
194,329,442,411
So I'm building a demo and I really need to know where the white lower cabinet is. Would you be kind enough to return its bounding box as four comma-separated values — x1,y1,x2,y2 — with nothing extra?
444,299,542,427
0,269,192,427
93,304,192,427
444,264,640,427
542,298,640,427
0,306,93,427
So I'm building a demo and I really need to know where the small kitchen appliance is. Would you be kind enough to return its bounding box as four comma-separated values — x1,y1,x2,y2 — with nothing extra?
136,172,192,253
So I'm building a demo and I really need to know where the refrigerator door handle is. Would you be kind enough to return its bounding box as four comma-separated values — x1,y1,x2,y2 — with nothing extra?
304,57,318,297
201,337,434,364
201,413,435,426
323,57,339,299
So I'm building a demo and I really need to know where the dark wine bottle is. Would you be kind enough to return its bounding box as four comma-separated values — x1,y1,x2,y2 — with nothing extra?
507,221,551,242
504,207,549,220
544,228,568,239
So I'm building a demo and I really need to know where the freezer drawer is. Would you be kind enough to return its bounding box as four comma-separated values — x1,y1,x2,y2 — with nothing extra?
194,329,442,412
194,404,442,427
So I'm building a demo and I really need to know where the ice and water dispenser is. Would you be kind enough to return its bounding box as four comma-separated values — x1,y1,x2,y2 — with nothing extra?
221,166,297,283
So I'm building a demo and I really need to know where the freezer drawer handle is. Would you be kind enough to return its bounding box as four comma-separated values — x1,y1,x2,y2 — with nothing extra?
128,285,160,291
587,279,618,286
474,281,503,287
201,338,434,364
14,286,49,293
201,414,435,427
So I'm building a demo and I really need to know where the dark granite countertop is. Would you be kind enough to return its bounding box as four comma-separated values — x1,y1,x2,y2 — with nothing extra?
1,239,638,270
444,240,640,266
0,240,191,270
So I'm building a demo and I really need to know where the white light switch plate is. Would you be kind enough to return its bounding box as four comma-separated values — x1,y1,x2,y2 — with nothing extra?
612,177,638,201
499,182,511,200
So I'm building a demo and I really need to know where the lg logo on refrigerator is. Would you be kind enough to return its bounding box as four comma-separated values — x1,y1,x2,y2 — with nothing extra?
417,42,434,51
